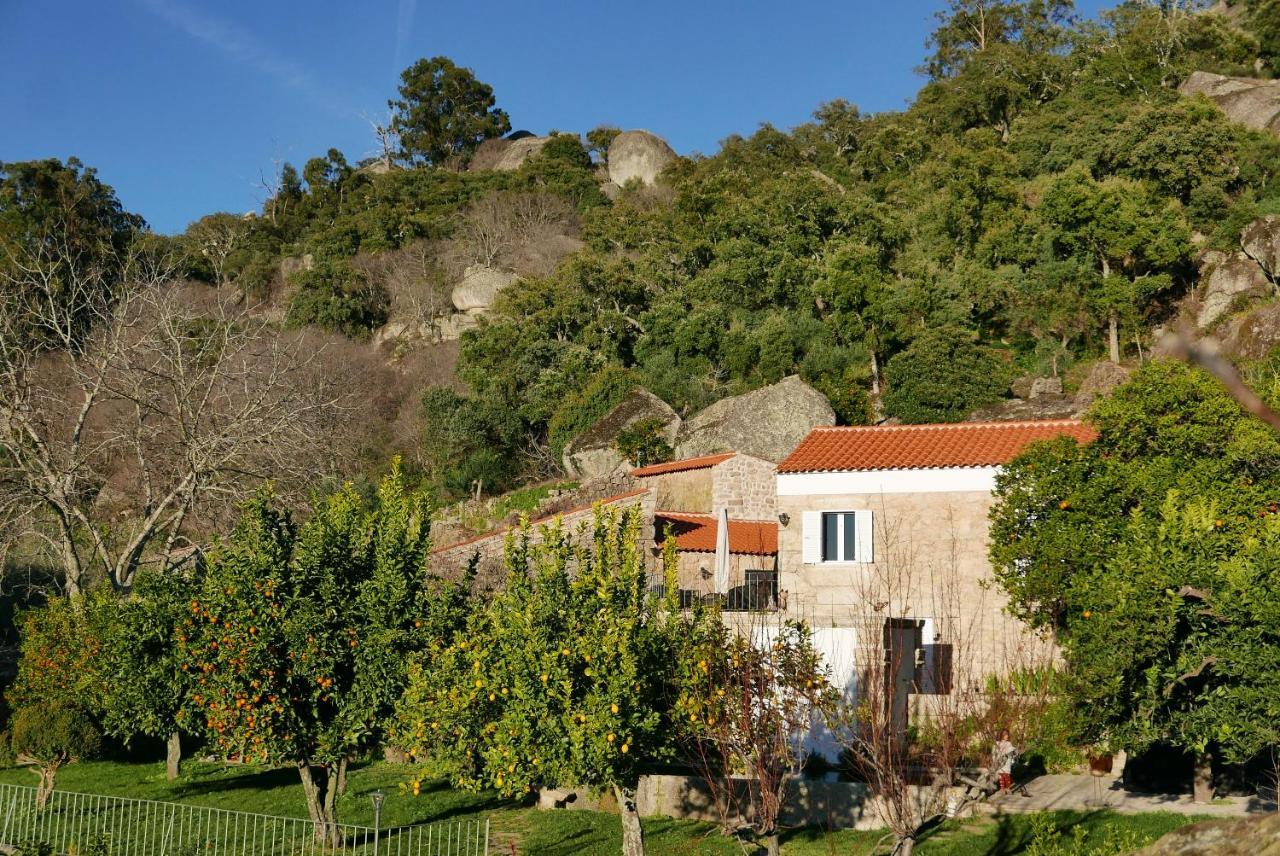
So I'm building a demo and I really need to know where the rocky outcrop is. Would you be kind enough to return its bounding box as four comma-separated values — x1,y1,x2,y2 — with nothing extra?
1179,71,1280,136
1133,811,1280,855
562,388,681,480
1219,303,1280,359
1242,215,1280,280
279,253,314,280
1010,376,1064,400
675,376,835,462
607,130,678,187
969,395,1079,422
451,265,518,313
1197,250,1273,329
492,136,551,171
1074,361,1132,410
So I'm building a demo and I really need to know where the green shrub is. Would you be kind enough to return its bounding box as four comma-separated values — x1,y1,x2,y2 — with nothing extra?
284,259,389,337
614,418,674,467
546,366,638,463
883,328,1010,423
10,701,102,808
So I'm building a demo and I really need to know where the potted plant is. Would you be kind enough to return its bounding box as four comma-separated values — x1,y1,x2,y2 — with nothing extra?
1086,741,1114,776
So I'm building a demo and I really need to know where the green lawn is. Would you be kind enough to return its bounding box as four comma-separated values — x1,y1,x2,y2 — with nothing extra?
0,760,1205,855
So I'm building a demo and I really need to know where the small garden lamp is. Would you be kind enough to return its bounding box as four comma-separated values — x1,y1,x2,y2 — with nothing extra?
371,789,386,856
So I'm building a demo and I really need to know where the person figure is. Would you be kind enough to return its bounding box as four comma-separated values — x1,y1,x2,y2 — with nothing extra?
993,729,1018,792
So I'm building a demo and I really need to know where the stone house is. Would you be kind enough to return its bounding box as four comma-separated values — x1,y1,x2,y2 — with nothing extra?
430,451,782,607
773,419,1096,732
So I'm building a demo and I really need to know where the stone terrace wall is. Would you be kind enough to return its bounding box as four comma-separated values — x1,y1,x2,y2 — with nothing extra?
430,489,655,589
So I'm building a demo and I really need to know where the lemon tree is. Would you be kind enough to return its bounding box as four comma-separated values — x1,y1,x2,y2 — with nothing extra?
176,464,469,845
395,505,680,856
676,618,834,856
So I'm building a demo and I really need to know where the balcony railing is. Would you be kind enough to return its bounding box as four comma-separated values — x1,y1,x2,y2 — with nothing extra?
648,572,781,612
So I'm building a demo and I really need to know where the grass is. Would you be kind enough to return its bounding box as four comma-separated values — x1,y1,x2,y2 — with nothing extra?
0,759,1209,855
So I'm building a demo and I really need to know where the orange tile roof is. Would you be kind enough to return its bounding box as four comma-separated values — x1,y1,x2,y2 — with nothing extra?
431,489,649,554
631,453,736,478
655,512,778,555
777,420,1097,474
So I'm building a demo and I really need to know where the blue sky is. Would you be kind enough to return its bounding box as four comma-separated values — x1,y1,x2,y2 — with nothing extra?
3,0,1109,235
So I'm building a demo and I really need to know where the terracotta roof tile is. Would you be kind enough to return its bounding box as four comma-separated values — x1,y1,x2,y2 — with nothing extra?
632,453,736,477
777,420,1097,474
655,512,778,555
431,489,649,554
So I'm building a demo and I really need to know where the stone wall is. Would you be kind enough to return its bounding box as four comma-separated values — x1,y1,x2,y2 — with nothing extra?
673,551,776,594
711,454,778,520
540,774,974,832
645,469,713,513
430,489,654,588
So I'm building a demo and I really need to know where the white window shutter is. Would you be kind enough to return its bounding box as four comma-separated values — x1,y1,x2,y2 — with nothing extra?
855,510,874,563
801,511,822,564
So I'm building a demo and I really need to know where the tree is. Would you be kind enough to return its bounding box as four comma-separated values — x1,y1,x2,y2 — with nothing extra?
9,703,102,809
676,617,835,856
990,359,1280,800
0,158,144,346
175,467,463,844
185,212,248,286
394,506,679,856
389,57,511,166
7,593,109,806
0,240,344,596
882,327,1010,423
101,569,201,780
1039,166,1193,363
923,0,1076,80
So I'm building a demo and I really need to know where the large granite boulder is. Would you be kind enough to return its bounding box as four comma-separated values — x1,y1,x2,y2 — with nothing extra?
1179,71,1280,136
1242,215,1280,280
1133,812,1280,855
1074,361,1132,410
562,388,681,480
451,265,518,312
675,376,835,462
607,130,678,187
1010,376,1064,400
1219,302,1280,359
492,136,550,171
1197,249,1272,329
970,395,1079,422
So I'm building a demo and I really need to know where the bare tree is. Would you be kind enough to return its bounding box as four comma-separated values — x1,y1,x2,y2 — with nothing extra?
821,504,1053,856
362,110,401,171
186,213,248,286
0,233,348,596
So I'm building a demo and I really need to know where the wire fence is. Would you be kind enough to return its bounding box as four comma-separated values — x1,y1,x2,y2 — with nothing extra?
0,783,490,856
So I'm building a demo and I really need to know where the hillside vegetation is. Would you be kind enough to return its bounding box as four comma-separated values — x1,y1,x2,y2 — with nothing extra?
6,0,1280,511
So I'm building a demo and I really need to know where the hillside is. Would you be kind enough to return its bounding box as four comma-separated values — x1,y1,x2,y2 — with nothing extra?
6,0,1280,518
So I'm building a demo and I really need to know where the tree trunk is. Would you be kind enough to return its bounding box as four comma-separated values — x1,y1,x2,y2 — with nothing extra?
35,764,58,809
870,349,881,396
894,836,915,856
1108,311,1120,364
166,731,182,781
763,832,780,856
298,761,344,848
614,784,646,856
1193,750,1215,803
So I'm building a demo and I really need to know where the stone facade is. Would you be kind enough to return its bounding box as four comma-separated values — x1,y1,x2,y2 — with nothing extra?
710,454,777,520
775,476,1044,681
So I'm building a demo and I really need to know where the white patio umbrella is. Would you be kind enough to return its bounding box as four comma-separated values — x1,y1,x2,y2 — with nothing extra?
713,506,730,594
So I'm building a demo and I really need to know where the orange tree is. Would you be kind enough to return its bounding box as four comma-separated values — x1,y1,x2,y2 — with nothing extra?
101,569,201,780
6,591,110,804
394,506,681,856
176,465,469,846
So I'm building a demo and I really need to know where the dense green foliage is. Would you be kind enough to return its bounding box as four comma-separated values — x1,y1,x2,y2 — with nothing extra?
173,466,470,837
390,56,511,166
990,360,1280,767
0,158,145,346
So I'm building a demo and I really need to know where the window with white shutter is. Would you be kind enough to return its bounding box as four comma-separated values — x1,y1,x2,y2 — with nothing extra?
803,510,875,564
